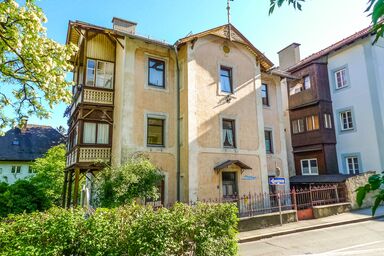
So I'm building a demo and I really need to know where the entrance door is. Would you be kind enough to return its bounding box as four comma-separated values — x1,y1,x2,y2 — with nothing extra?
222,172,238,199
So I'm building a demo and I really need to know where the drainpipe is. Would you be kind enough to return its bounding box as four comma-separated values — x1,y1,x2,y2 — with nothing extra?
173,42,181,201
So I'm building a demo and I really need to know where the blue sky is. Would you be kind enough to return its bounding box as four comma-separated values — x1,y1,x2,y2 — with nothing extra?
26,0,371,129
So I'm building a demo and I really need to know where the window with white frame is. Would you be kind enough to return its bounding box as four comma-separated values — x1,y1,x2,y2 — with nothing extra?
340,110,354,131
301,159,318,175
83,122,110,144
292,119,305,134
324,113,333,129
335,68,348,89
345,156,360,174
86,59,114,89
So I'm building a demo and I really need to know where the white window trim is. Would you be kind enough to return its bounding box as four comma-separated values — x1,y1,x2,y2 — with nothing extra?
85,58,115,89
144,112,168,148
346,156,359,174
340,110,354,131
324,113,333,129
335,68,348,89
144,53,169,92
300,159,319,175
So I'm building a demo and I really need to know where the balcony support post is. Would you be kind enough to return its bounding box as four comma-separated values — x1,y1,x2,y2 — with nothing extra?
62,171,69,208
73,168,80,208
66,170,73,208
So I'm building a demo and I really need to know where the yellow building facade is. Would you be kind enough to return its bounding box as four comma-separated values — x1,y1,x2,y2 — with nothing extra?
64,18,292,207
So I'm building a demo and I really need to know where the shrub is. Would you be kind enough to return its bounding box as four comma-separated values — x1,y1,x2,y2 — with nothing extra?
94,153,163,208
0,203,238,256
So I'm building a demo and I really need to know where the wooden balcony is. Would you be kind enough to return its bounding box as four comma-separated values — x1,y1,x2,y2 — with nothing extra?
83,88,113,105
66,147,111,167
69,88,113,118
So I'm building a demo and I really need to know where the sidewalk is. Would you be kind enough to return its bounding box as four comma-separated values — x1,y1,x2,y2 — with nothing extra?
238,205,384,243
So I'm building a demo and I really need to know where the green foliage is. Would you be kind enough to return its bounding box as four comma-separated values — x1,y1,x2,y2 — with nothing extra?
366,0,384,43
0,0,77,132
356,173,384,216
94,153,164,208
0,145,65,217
269,0,305,14
0,203,239,256
269,0,384,44
30,144,66,206
0,180,50,217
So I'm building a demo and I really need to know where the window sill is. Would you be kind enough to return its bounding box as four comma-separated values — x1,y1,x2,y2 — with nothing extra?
301,173,319,176
145,84,168,93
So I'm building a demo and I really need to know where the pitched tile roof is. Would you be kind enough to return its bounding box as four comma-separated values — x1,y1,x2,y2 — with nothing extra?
0,125,65,162
288,26,374,72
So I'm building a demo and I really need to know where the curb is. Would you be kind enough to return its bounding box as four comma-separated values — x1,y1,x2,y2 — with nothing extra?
238,214,384,243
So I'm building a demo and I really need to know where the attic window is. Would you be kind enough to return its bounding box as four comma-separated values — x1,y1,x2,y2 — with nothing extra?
12,140,19,145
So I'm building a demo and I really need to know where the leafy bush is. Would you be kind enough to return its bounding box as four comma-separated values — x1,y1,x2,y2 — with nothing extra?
94,153,163,208
0,203,238,256
0,180,50,218
356,173,384,215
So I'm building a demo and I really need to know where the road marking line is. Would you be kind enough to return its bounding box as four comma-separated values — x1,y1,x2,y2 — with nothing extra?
324,240,384,253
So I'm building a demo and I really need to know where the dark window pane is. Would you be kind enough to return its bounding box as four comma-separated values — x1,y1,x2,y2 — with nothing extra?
222,119,236,148
148,59,165,87
262,83,269,106
265,130,273,154
220,66,232,93
147,118,164,146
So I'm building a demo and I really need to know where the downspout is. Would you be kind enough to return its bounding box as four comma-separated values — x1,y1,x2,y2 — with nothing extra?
173,42,181,201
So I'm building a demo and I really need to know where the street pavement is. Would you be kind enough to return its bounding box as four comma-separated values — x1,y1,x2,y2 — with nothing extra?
239,205,384,243
239,219,384,255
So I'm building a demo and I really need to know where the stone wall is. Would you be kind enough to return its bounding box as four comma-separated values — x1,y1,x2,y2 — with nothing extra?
238,210,297,232
345,171,378,209
313,203,351,219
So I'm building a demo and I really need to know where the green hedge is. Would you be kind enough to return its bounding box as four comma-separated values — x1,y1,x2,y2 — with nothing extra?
0,203,238,256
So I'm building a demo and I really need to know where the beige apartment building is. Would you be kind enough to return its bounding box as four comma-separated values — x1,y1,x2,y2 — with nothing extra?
63,18,292,207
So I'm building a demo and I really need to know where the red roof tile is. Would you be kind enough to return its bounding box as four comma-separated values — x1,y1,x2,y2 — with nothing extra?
288,26,374,72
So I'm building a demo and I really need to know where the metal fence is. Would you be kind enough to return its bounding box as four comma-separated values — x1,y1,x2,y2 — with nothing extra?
147,184,347,221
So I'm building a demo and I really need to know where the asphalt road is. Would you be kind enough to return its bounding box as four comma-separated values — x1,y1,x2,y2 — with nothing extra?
239,219,384,256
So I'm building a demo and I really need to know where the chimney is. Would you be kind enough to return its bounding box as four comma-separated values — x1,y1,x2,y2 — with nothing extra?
278,43,301,70
112,17,137,34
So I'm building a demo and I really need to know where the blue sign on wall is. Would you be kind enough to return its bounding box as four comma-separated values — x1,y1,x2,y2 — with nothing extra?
269,177,286,185
242,175,257,181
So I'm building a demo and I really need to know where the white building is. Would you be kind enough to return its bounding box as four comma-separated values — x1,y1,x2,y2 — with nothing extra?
0,124,64,184
327,28,384,174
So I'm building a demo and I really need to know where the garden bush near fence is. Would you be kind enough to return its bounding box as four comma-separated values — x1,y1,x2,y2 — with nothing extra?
0,202,238,256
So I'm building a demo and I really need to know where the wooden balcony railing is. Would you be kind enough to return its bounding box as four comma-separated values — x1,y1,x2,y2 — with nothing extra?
66,148,78,167
78,147,111,162
66,147,111,167
83,88,113,105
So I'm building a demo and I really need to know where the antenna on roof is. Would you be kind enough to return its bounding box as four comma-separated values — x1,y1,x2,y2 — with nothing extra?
227,0,234,41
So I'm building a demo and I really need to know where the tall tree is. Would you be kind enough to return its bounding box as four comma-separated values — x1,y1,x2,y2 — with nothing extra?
0,0,76,133
30,144,66,206
269,0,383,43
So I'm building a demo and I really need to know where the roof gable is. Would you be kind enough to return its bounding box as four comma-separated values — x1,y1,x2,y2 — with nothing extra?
177,24,273,71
